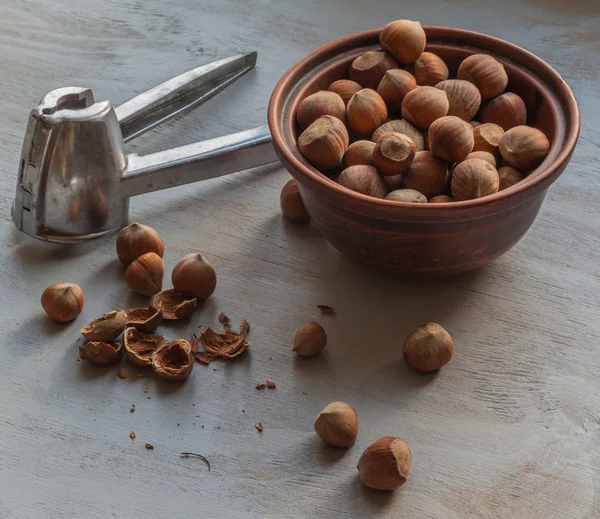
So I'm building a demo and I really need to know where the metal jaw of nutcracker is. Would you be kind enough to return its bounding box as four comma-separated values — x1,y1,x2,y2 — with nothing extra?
12,52,277,243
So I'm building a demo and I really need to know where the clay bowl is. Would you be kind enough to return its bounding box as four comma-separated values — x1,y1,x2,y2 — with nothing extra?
268,27,580,276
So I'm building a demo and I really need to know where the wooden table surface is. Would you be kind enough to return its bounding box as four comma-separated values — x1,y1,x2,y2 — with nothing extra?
1,0,599,517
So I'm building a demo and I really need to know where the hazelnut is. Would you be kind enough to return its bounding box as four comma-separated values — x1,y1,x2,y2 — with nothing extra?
357,436,411,491
41,282,84,322
373,132,416,176
402,151,448,199
402,86,449,130
498,125,550,170
296,91,346,130
372,120,425,151
376,69,417,112
403,322,454,372
79,341,122,365
123,327,167,367
429,195,453,203
380,20,426,64
125,252,164,296
152,339,194,381
472,123,504,155
384,173,403,191
464,151,497,167
298,115,349,170
457,54,508,101
280,179,309,223
409,52,449,87
152,289,197,320
428,116,474,163
125,305,163,333
343,140,376,168
347,89,388,137
328,79,362,106
435,79,481,121
451,158,499,201
291,322,327,356
385,189,427,203
172,253,217,300
80,310,127,342
314,401,358,448
349,51,398,90
116,223,164,266
479,92,527,130
498,166,525,190
338,166,388,199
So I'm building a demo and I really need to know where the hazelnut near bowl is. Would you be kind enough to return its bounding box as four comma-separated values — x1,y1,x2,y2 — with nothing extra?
268,26,579,276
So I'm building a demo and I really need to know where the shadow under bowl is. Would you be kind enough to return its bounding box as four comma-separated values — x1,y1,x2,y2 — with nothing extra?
268,26,580,276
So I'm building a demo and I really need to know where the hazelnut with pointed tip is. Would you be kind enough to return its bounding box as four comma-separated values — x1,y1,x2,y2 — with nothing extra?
349,51,398,90
298,115,349,170
409,52,449,87
402,87,449,130
280,179,309,223
172,253,217,300
380,20,426,64
116,223,164,266
41,282,84,322
296,91,346,130
125,252,164,296
373,132,416,176
314,401,358,448
376,69,417,112
451,158,499,201
328,79,362,106
347,89,388,137
338,166,388,199
357,436,412,490
435,79,481,121
428,116,474,163
291,322,327,357
458,54,508,101
403,322,454,372
498,125,550,170
479,92,527,130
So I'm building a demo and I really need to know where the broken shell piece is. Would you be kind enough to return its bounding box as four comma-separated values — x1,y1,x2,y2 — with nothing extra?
123,327,167,367
80,310,127,342
152,289,197,320
79,341,122,365
125,305,164,333
194,351,218,365
152,339,194,381
200,327,249,358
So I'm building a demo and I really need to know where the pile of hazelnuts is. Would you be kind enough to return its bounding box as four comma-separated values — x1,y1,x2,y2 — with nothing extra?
293,19,551,205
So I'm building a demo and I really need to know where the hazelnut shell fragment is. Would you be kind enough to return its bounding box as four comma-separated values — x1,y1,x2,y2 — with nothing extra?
125,305,164,333
152,340,194,381
152,289,197,320
123,327,167,367
79,341,122,365
80,310,127,342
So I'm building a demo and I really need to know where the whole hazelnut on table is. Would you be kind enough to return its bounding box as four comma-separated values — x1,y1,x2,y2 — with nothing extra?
385,189,427,203
280,179,309,223
457,54,508,101
451,158,499,201
472,123,504,155
349,50,398,90
373,132,416,176
338,166,388,199
402,151,448,199
403,322,454,372
435,79,481,121
428,116,474,163
125,252,164,296
357,436,411,490
498,125,550,170
377,69,417,112
409,52,449,87
41,282,84,322
402,86,449,130
328,79,362,106
291,322,327,356
172,253,217,299
498,166,525,190
116,223,164,266
298,115,349,170
343,140,376,168
479,92,527,131
347,89,388,137
429,195,453,203
380,19,426,64
371,119,425,151
296,91,346,130
314,401,358,448
464,151,497,167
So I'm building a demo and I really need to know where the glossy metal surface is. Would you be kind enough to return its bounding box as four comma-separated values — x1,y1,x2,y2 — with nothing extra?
12,52,277,243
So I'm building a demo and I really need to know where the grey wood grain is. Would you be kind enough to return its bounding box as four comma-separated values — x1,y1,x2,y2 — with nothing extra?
1,0,599,517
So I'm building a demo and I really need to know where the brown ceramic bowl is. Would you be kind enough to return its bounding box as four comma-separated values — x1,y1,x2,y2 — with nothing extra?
268,26,580,276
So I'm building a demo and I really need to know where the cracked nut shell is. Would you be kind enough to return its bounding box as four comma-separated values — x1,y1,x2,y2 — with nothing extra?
41,282,84,322
152,289,197,320
291,322,327,357
357,436,412,491
125,305,163,333
152,339,194,381
116,223,164,266
79,341,122,365
123,327,167,367
80,310,127,342
314,401,358,448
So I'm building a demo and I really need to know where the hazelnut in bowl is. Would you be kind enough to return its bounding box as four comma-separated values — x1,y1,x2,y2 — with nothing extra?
268,22,579,276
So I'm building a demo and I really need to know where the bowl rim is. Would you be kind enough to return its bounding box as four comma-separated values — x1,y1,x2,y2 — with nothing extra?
268,26,581,211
